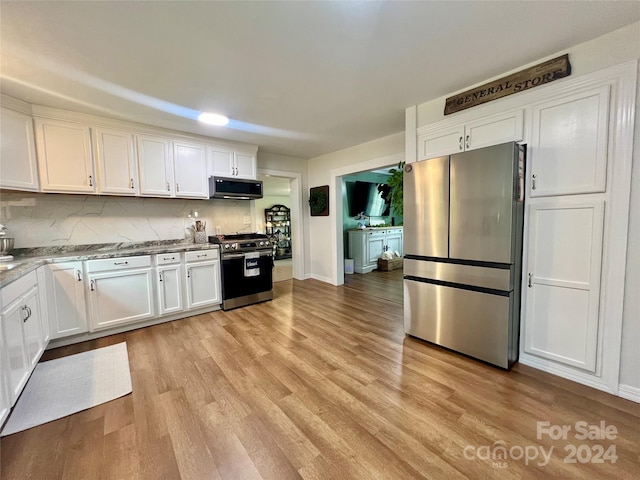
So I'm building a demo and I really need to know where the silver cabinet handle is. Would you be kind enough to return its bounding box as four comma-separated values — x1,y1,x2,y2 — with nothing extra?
176,183,180,192
22,305,31,322
162,256,176,261
130,178,134,189
196,254,208,258
76,270,82,282
113,261,129,266
159,271,163,282
528,273,533,288
90,279,95,291
532,174,537,190
187,269,191,278
465,135,470,149
89,175,93,187
166,182,170,191
459,136,463,150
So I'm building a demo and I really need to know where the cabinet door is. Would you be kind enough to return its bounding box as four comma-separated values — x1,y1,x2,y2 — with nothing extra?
529,86,610,197
173,141,208,198
417,125,465,160
44,262,88,339
523,200,604,372
35,118,95,193
234,153,257,179
88,268,155,331
1,297,29,404
209,147,234,177
158,264,183,315
21,286,43,370
465,109,524,151
0,107,39,191
367,233,386,266
95,127,138,195
137,135,174,197
386,231,403,256
185,260,221,309
0,323,11,426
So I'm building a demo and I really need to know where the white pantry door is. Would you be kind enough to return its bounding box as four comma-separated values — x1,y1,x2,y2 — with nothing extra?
523,200,604,372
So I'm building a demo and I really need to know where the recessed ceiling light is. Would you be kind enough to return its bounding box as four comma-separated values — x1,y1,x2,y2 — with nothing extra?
198,112,229,126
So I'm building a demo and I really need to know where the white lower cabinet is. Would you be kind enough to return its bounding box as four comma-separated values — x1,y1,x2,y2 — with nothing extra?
42,262,89,339
0,323,11,426
0,271,47,414
156,253,184,315
87,256,155,331
184,250,221,309
349,228,403,274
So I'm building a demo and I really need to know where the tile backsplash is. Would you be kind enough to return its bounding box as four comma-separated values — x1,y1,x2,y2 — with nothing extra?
0,191,253,248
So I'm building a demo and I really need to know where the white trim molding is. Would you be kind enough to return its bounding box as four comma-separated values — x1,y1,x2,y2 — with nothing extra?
618,384,640,403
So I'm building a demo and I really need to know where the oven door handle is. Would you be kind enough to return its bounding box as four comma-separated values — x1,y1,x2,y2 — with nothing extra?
223,251,273,260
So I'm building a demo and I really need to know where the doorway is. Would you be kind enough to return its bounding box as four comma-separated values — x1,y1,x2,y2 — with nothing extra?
254,170,304,282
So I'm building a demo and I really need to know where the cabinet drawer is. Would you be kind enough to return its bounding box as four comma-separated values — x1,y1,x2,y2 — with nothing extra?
156,252,181,265
185,249,218,263
87,255,151,272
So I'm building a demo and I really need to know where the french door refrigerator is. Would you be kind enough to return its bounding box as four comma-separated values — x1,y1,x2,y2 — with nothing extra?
403,142,525,369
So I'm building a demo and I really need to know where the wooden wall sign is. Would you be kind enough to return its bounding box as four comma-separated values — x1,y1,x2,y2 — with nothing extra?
444,54,571,115
309,185,329,216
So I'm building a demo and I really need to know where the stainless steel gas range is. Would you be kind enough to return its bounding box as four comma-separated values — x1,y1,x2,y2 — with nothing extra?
208,233,273,310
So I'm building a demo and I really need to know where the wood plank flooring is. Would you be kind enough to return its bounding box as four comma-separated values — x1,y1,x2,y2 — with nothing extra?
2,271,638,479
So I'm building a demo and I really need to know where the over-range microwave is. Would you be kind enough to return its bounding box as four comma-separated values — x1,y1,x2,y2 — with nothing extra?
209,176,263,200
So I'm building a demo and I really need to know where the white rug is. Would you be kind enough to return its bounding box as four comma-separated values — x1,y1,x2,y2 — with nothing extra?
1,342,132,436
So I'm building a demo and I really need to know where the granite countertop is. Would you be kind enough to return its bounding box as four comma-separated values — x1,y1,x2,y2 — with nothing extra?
0,240,219,288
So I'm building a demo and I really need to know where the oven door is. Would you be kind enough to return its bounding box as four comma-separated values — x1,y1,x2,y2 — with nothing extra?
221,250,273,307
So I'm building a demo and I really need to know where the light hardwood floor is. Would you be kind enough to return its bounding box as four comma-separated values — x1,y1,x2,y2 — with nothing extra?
1,270,638,479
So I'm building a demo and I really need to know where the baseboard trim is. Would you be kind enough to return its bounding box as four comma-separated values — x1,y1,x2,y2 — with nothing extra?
306,273,333,284
618,384,640,403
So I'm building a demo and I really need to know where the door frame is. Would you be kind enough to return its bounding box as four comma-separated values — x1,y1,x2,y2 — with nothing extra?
329,152,404,286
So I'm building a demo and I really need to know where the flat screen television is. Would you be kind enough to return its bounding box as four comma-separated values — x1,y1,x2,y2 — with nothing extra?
347,181,391,217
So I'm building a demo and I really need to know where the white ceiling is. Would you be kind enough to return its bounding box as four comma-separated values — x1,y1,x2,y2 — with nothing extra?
1,2,639,159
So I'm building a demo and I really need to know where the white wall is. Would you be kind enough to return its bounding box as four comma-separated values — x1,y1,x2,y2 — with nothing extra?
307,132,404,282
0,191,252,248
411,22,640,391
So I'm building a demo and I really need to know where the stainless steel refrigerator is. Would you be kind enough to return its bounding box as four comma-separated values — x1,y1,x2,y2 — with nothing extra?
403,142,525,369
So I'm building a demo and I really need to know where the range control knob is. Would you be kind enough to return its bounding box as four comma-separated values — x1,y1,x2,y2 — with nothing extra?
231,243,238,250
224,244,230,250
259,241,265,246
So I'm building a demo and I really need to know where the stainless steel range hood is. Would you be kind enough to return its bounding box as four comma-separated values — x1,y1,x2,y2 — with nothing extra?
209,176,263,200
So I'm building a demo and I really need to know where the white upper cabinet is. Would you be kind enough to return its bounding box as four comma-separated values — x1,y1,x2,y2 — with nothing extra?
173,141,208,198
417,125,465,160
234,152,257,179
137,134,174,197
417,109,524,160
209,146,235,177
529,85,610,197
34,118,95,193
94,127,138,195
0,107,39,191
209,147,257,180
